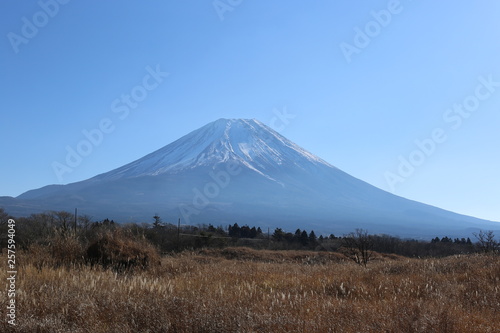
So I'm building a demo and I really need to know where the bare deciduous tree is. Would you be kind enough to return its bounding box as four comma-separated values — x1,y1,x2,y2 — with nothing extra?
50,211,75,234
473,230,498,253
78,214,93,230
0,208,12,248
341,228,373,267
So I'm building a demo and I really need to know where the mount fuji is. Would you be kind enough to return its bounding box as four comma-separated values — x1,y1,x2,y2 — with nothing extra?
2,118,499,238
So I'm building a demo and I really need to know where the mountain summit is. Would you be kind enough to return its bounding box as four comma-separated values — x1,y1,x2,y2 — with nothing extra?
91,118,332,182
4,118,499,238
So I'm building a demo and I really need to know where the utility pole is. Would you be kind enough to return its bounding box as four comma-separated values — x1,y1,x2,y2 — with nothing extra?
177,218,181,246
74,208,78,235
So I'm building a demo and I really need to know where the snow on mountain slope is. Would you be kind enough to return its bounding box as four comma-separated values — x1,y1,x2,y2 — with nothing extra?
92,118,333,182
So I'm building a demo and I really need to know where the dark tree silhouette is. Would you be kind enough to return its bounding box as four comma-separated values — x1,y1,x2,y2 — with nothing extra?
473,230,498,253
152,214,162,228
341,229,373,267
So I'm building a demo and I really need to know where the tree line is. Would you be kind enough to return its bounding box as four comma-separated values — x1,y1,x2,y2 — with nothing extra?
0,209,498,260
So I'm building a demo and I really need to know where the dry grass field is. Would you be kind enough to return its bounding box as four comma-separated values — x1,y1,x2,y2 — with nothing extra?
1,247,499,332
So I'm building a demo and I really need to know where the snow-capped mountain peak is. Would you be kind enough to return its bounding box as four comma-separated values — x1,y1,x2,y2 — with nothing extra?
93,118,332,181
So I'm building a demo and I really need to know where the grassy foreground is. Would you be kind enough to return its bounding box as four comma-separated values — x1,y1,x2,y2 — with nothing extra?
1,248,499,332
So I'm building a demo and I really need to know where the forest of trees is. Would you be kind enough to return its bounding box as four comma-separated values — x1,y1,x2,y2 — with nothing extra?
1,208,498,260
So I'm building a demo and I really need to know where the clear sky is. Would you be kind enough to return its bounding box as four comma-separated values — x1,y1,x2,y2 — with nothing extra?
1,1,500,222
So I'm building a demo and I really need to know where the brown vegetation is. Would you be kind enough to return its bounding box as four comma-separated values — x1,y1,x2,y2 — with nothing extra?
1,246,499,332
86,230,161,271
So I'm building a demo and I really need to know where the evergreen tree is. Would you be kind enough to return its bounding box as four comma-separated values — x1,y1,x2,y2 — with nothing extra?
272,228,285,241
309,230,317,244
228,223,241,237
294,229,302,242
153,214,162,228
300,230,309,246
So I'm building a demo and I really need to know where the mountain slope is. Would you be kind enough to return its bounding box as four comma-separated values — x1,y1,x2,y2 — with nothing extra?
90,118,333,181
5,118,500,238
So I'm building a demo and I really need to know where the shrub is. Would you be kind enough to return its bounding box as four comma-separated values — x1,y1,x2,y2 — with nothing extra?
24,231,85,269
86,230,160,271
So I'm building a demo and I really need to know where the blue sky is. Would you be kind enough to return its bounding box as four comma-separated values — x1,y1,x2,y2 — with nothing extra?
1,1,500,222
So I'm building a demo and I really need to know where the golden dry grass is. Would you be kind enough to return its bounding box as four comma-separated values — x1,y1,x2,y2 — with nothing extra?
1,247,499,332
